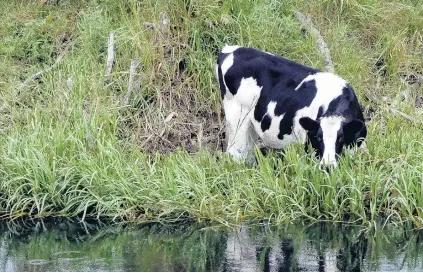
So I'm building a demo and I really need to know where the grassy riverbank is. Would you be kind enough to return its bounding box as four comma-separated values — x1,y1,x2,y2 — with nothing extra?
1,0,423,228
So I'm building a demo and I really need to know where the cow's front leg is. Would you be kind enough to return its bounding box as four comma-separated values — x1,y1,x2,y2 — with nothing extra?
223,98,258,164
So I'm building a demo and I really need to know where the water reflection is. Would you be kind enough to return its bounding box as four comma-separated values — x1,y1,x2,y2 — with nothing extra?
0,218,422,271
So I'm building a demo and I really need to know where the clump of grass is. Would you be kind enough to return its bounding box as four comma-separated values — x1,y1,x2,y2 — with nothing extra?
0,0,422,229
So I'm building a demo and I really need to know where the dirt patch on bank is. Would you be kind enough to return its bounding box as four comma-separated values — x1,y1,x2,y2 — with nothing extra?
140,107,226,155
126,59,226,155
136,77,226,155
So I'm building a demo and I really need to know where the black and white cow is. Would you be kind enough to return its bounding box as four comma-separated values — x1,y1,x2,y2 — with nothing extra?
216,45,367,167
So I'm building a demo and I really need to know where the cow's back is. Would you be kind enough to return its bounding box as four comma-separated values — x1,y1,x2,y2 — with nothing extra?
217,46,319,99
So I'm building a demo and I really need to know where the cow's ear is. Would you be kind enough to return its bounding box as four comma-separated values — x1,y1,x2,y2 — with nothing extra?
299,117,319,132
343,119,364,135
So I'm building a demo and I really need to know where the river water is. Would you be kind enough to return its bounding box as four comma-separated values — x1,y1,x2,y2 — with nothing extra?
0,218,422,271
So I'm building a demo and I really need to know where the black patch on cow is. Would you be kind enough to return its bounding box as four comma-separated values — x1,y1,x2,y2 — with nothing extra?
317,106,324,119
325,84,365,120
286,78,298,89
305,128,323,159
223,62,244,96
261,114,271,132
254,94,270,122
326,95,351,117
344,119,366,148
274,79,318,116
323,84,367,151
277,114,294,140
335,127,345,156
273,79,318,140
299,116,324,159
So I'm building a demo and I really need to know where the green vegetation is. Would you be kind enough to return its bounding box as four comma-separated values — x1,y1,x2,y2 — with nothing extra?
0,0,423,228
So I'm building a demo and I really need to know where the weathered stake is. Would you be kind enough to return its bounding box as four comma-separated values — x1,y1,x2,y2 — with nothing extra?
122,58,140,106
294,10,335,74
104,32,115,83
66,77,73,89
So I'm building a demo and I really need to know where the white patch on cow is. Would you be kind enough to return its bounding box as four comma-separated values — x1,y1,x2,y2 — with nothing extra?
290,107,313,144
251,100,296,149
265,51,274,56
267,101,277,118
223,76,262,164
295,72,346,111
222,45,241,54
263,114,285,148
320,116,344,167
235,77,262,107
223,97,257,164
261,101,291,148
221,53,234,78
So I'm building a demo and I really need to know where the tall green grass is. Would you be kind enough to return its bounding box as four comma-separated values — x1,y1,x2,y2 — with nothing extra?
0,0,422,229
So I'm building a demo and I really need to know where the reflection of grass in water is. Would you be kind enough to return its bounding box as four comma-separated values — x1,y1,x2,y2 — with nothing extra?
1,220,423,271
0,0,423,227
0,220,229,271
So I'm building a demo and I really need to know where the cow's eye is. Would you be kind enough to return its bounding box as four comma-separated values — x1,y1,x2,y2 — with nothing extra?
316,136,322,141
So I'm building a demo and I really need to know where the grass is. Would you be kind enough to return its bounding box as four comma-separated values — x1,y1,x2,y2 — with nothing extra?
0,0,422,229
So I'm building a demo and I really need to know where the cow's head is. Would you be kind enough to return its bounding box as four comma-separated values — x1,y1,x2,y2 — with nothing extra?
299,116,366,167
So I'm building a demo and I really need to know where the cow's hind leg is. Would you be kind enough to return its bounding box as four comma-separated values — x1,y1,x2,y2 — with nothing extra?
223,98,258,164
